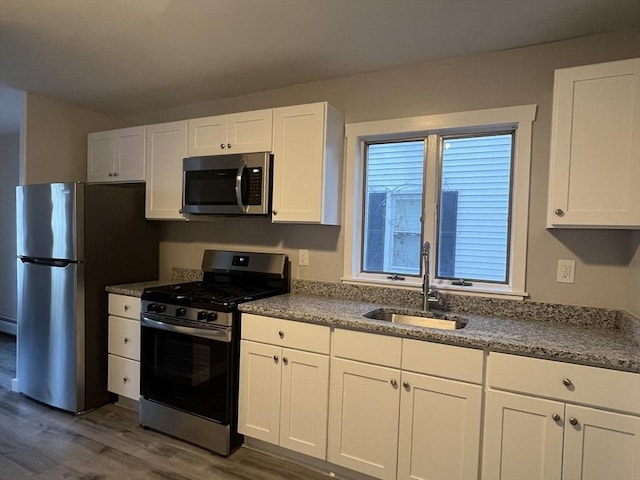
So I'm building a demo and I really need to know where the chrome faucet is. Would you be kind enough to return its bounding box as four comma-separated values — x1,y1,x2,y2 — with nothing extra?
421,241,439,310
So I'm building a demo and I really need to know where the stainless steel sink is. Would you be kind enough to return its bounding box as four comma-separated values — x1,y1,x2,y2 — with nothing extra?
363,308,467,330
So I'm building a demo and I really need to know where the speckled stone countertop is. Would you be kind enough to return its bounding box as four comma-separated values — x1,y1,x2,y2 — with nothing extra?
239,283,640,374
106,273,639,373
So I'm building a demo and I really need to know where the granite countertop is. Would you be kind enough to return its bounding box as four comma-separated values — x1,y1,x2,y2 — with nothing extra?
239,293,640,374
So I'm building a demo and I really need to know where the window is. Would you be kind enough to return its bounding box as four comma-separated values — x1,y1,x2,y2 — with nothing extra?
343,105,537,299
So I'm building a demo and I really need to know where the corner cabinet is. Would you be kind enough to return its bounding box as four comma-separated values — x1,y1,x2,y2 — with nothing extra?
187,109,273,156
271,102,344,225
107,294,142,401
88,126,146,183
547,58,640,228
482,352,640,480
238,314,331,460
145,121,188,220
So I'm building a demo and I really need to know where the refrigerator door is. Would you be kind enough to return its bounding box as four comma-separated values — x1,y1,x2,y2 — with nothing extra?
17,258,83,412
16,182,83,261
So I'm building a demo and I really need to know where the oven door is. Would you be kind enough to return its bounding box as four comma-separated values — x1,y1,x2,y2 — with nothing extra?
140,315,235,425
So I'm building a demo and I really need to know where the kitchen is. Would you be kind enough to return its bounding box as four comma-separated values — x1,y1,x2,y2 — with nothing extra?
1,1,640,479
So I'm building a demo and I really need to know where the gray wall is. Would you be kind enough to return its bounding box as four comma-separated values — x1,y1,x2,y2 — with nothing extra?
0,132,20,329
122,31,640,312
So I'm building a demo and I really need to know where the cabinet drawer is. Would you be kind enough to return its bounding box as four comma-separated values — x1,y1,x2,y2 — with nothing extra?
108,294,140,320
108,315,140,361
402,339,484,384
108,354,140,400
242,314,330,354
488,352,640,414
333,328,402,368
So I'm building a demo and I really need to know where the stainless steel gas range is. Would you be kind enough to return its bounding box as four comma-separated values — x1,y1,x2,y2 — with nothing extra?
139,250,289,455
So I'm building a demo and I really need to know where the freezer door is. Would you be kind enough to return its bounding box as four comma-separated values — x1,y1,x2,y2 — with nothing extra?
16,182,83,261
17,258,84,412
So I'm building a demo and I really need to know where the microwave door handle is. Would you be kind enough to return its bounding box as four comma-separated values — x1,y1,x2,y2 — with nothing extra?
235,159,248,213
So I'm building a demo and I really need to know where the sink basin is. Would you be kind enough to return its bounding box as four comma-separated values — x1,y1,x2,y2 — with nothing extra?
363,308,467,330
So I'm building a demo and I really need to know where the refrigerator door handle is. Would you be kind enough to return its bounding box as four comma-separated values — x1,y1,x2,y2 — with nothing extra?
19,256,76,268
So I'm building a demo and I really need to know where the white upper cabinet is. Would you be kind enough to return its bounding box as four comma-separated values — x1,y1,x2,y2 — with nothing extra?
547,58,640,228
187,109,273,156
88,126,146,183
145,121,188,220
271,102,344,224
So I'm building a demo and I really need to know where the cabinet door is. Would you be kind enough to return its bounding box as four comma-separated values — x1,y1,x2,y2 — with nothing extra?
226,109,273,153
562,404,640,480
187,115,227,156
272,102,343,224
482,390,564,480
114,126,146,182
279,348,329,459
87,131,115,182
327,357,400,480
398,372,482,480
145,121,188,220
548,58,640,228
238,340,282,445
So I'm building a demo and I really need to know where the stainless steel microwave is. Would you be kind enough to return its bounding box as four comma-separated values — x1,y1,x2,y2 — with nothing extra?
182,152,272,216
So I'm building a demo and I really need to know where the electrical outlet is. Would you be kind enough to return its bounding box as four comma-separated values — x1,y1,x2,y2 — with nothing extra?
298,249,309,266
556,259,575,283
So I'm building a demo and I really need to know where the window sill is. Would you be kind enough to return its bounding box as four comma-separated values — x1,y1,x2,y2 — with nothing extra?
341,276,528,301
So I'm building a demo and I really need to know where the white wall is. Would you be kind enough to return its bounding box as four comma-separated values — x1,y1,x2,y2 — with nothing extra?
123,31,640,311
0,132,20,327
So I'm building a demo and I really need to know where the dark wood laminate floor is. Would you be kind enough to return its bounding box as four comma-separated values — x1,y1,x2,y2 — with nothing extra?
0,333,328,480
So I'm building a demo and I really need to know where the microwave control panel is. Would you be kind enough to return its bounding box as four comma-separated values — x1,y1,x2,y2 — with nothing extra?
247,167,263,205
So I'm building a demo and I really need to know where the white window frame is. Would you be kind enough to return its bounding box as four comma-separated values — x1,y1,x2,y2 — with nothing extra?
342,105,537,300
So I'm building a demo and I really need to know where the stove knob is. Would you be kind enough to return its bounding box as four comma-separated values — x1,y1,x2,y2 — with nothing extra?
207,312,218,322
156,304,166,313
176,307,187,317
197,311,207,321
147,303,158,312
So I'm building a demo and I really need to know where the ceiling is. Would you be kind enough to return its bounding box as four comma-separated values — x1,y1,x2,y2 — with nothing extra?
1,0,639,133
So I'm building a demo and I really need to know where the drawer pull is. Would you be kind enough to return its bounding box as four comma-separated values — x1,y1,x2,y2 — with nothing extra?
273,355,279,364
562,377,573,388
278,330,284,339
283,357,288,366
123,377,129,383
123,337,129,344
552,413,562,423
390,379,398,388
569,417,579,426
402,381,410,391
124,305,130,311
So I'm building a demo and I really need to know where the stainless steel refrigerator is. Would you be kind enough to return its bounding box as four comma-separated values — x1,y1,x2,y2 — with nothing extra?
16,182,158,413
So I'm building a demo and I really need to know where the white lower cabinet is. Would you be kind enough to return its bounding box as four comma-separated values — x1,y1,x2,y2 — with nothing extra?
482,352,640,480
107,294,141,400
327,330,484,480
238,314,330,459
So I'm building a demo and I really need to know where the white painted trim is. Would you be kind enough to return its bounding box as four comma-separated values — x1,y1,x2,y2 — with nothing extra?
342,105,537,299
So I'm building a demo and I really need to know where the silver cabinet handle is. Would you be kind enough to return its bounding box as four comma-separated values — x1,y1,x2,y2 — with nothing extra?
123,377,129,383
227,143,232,148
552,413,561,422
278,330,284,339
390,379,398,388
283,357,288,366
108,172,114,177
123,337,129,344
272,210,278,216
562,378,573,388
113,172,119,177
402,381,410,390
569,417,579,426
555,208,565,217
273,355,279,363
220,143,225,149
124,304,130,311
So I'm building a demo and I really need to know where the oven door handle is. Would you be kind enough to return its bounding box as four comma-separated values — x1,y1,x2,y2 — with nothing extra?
141,316,232,342
235,159,247,213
